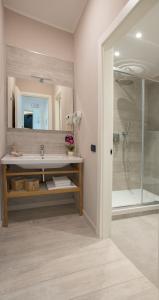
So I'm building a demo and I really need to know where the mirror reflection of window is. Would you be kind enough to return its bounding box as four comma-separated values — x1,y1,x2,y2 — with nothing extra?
24,111,33,129
7,77,74,131
21,95,50,130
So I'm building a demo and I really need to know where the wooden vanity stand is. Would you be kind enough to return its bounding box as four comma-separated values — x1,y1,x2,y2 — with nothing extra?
2,163,83,227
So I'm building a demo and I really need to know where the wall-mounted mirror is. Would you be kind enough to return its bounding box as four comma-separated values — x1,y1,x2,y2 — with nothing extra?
6,45,74,132
7,77,73,131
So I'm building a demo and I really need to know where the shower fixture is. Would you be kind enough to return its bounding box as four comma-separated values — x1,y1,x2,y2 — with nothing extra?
31,75,52,83
113,133,120,144
115,79,134,85
114,70,134,85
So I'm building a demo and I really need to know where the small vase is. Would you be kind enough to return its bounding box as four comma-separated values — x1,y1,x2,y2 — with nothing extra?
68,151,74,156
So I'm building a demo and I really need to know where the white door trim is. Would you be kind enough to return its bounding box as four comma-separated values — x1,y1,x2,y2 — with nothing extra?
97,0,158,238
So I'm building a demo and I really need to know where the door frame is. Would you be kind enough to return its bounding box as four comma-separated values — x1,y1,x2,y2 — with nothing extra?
97,0,158,238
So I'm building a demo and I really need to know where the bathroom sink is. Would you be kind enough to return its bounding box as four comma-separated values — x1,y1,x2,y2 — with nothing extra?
1,154,83,169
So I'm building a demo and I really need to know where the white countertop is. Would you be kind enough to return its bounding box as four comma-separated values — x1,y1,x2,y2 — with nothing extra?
1,154,83,165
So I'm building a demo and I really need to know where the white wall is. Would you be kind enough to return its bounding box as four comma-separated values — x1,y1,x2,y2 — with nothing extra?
74,0,128,227
0,0,6,220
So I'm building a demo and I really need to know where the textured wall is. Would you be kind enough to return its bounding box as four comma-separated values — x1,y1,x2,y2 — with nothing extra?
7,129,68,154
6,45,74,88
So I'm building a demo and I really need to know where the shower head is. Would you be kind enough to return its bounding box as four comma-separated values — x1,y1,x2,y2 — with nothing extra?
115,79,134,86
114,70,134,86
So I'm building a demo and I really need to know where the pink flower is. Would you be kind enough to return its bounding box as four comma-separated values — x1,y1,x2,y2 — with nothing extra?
65,135,74,145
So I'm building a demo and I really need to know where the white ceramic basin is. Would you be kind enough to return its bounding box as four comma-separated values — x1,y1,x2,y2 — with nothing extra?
1,154,83,169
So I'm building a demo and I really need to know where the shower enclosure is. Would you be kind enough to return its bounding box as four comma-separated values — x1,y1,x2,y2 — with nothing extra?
112,70,159,209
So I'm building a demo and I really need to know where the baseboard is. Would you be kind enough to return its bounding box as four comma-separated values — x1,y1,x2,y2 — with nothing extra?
83,209,96,232
9,198,74,211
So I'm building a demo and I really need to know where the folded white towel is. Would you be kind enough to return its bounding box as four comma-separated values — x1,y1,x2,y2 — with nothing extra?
53,176,71,182
53,176,71,187
54,181,71,186
46,181,76,190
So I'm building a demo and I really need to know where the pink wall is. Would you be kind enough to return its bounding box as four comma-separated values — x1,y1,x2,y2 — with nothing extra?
5,9,74,62
0,0,6,220
0,0,6,158
0,0,4,44
74,0,128,227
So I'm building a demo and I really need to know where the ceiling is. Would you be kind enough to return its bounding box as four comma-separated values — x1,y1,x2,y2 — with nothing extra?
3,0,88,33
114,1,159,80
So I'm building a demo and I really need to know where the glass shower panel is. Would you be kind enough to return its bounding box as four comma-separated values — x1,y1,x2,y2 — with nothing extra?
143,79,159,204
112,71,143,208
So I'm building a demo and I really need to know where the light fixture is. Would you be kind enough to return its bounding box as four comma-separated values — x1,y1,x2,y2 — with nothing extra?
31,75,52,83
135,32,142,39
114,51,120,57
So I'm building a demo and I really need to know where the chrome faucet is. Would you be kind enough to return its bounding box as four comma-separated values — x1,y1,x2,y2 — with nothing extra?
40,144,45,157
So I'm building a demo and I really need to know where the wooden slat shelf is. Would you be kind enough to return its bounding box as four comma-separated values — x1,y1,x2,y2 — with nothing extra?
8,185,80,199
2,162,83,227
6,166,79,177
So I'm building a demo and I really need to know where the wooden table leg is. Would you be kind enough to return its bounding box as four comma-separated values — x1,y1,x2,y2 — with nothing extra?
2,165,8,227
79,163,83,216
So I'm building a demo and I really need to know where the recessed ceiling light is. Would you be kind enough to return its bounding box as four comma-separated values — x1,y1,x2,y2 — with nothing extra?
114,51,120,57
135,32,142,39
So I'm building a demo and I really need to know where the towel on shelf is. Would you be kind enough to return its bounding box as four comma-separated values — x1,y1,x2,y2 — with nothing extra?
46,180,76,190
53,176,72,187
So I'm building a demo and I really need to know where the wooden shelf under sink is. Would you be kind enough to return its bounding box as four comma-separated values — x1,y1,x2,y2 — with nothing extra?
2,163,83,227
7,183,80,199
6,165,80,177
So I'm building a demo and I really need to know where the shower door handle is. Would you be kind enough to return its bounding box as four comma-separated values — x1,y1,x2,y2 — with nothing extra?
110,149,113,155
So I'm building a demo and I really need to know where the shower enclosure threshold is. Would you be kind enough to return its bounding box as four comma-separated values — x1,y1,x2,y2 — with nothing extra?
112,188,159,217
112,189,159,207
112,203,159,218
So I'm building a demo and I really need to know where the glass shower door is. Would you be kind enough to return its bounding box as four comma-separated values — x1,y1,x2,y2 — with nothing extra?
143,79,159,205
112,71,143,208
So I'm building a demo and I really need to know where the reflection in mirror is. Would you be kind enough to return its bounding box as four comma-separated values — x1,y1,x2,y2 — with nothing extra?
8,77,73,131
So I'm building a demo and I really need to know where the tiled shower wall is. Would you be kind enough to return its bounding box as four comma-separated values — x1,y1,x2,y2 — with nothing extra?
113,76,142,191
7,129,68,155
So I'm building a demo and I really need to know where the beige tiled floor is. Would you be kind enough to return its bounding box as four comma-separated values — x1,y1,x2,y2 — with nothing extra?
0,205,158,299
112,213,159,287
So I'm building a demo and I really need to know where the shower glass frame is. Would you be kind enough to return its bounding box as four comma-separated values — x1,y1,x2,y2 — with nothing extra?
113,68,159,209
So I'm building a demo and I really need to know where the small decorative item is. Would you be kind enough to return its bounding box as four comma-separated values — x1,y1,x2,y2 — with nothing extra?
10,144,23,157
11,177,25,191
24,178,40,191
65,134,75,156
